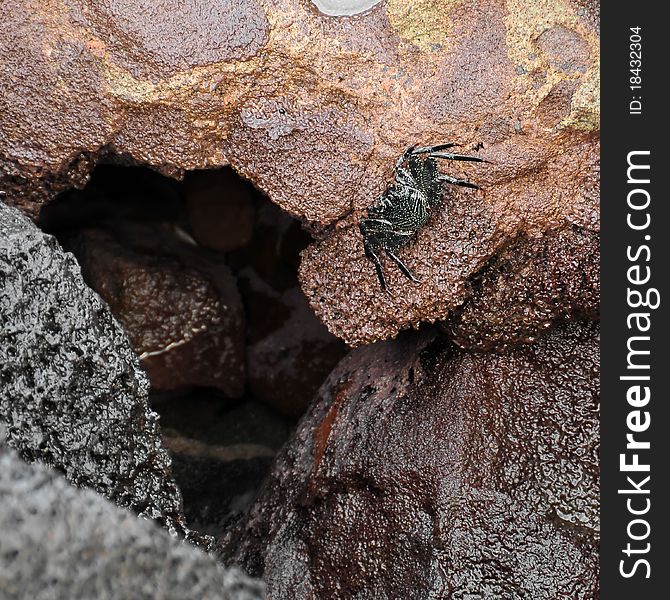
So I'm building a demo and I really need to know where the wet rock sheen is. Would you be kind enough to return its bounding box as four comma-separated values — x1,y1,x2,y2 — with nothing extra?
1,0,599,345
233,321,600,599
0,202,187,534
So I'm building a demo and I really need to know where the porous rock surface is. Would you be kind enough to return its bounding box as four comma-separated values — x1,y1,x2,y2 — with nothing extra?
0,201,187,534
0,441,265,600
232,321,600,598
447,223,599,350
1,0,599,345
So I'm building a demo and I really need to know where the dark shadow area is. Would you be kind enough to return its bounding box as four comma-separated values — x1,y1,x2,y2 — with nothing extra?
39,163,347,538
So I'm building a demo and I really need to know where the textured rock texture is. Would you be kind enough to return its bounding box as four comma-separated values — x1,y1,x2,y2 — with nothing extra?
73,228,246,397
232,321,600,598
447,223,599,350
40,164,249,396
0,442,265,600
0,201,187,535
0,0,599,345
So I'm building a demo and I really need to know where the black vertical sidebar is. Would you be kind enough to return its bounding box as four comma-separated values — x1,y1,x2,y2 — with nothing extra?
601,3,668,598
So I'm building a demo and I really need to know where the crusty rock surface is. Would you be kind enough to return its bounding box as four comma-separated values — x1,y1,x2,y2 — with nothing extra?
0,201,187,534
0,441,265,600
446,223,599,350
1,0,599,345
232,321,600,598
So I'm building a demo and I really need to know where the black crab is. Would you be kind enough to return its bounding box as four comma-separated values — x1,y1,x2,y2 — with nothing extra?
359,144,484,292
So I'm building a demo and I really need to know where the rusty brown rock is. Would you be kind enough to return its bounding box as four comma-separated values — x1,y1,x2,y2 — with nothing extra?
446,224,599,350
68,0,269,80
235,201,348,417
231,321,599,598
1,0,599,345
72,228,246,397
247,280,348,418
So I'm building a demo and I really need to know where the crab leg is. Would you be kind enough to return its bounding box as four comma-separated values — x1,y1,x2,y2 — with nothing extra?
385,249,421,283
363,241,388,291
437,174,480,189
410,143,458,154
429,151,484,163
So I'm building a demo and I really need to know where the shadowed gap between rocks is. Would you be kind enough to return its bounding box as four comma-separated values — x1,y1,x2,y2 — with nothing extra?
37,162,347,540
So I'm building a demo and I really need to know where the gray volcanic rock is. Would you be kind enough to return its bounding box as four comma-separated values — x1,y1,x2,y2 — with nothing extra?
233,321,600,598
0,201,186,534
0,442,265,600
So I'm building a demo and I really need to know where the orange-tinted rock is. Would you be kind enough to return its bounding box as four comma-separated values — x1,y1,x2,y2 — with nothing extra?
231,321,599,598
69,0,269,80
72,228,246,397
446,224,599,350
1,0,599,345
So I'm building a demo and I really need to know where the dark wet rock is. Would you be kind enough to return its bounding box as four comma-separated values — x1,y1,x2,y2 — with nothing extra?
2,0,599,345
155,393,291,453
72,227,246,397
231,201,347,417
232,321,599,598
446,224,600,351
0,202,187,534
231,200,308,293
197,399,291,451
0,442,265,600
185,168,256,253
154,393,290,539
163,430,275,540
245,272,348,418
38,164,185,235
38,164,247,397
